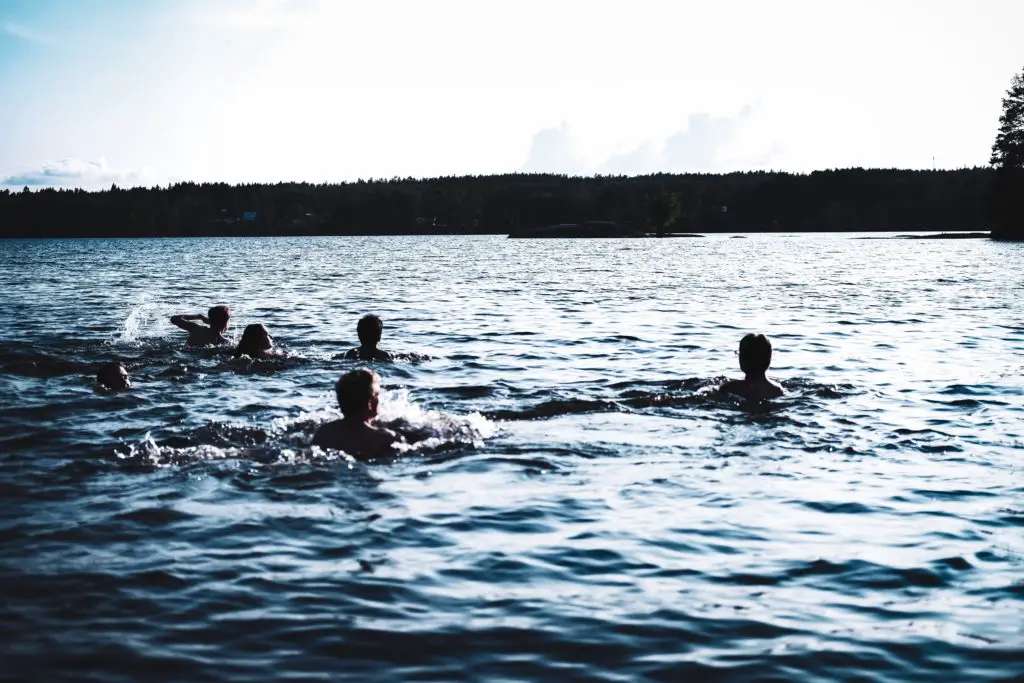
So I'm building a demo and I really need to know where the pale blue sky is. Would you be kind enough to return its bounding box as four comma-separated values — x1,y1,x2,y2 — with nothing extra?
1,0,1021,188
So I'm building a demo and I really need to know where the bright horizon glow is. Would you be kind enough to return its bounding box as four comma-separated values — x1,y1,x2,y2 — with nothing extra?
1,0,1021,189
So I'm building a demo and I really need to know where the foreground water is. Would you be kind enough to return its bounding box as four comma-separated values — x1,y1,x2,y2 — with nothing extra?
0,234,1021,682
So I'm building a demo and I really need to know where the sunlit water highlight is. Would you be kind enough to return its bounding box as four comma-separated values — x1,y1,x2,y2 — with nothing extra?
0,235,1021,682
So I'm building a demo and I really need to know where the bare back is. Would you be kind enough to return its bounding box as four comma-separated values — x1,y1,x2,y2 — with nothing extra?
187,327,229,347
720,378,784,401
170,315,229,347
345,346,394,362
312,419,401,458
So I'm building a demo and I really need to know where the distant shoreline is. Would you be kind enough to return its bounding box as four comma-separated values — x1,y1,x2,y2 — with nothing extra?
0,231,995,241
854,232,991,240
0,168,994,238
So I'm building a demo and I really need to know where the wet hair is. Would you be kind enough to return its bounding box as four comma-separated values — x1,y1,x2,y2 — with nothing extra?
235,323,272,358
97,362,130,389
208,305,231,331
738,333,773,375
335,368,379,418
357,314,384,346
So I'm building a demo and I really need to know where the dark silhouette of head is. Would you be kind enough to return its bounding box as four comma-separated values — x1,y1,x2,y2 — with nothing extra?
97,362,131,390
236,323,273,358
738,333,773,376
335,368,380,420
208,305,231,332
357,314,383,348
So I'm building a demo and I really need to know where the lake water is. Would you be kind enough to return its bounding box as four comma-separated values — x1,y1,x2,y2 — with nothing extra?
0,234,1021,682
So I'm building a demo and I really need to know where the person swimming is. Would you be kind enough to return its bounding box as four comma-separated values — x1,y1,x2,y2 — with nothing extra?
96,362,131,390
312,368,403,457
345,314,394,361
719,333,784,400
170,305,231,347
234,323,281,359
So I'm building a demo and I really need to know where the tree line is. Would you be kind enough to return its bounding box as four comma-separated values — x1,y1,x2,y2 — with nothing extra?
0,168,995,238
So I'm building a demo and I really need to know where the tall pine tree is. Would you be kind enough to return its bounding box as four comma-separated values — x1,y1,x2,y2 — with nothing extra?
990,67,1024,239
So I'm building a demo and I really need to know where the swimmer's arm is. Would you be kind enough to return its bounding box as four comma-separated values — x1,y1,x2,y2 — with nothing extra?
170,314,208,331
718,379,752,398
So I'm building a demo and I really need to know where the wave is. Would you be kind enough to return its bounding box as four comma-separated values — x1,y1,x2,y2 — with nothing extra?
331,350,434,363
0,343,90,378
486,378,861,422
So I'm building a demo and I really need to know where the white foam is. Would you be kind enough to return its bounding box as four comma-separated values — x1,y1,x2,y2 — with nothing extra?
378,388,497,453
118,432,247,467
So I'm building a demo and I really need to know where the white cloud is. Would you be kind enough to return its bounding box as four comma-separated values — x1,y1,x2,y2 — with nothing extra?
1,158,151,189
520,123,587,175
2,20,53,44
522,106,781,176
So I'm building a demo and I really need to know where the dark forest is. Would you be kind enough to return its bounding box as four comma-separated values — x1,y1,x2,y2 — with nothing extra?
0,167,994,238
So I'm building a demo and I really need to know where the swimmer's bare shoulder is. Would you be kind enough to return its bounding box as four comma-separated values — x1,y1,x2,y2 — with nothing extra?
719,379,757,399
719,378,784,400
345,347,394,362
719,379,745,395
369,424,403,450
194,329,228,347
312,420,345,449
312,420,404,456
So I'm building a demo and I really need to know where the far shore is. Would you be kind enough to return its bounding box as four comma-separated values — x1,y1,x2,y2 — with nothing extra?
854,232,991,240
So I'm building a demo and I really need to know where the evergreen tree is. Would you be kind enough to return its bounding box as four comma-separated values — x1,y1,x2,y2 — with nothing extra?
648,191,682,237
989,66,1024,239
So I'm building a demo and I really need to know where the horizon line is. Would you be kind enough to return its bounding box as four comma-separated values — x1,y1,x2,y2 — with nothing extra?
0,165,993,193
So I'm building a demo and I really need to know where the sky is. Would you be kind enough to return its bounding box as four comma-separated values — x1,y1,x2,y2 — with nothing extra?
1,0,1021,189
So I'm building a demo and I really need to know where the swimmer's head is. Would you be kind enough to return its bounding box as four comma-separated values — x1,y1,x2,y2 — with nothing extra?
208,305,231,332
97,362,131,390
738,333,773,375
335,368,380,420
357,314,383,347
236,323,273,358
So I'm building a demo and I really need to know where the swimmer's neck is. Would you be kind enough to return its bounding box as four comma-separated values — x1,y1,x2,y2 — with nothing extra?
343,414,375,427
744,371,769,382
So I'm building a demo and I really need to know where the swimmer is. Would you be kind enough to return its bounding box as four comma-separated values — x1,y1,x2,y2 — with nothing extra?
234,323,282,359
313,368,403,457
345,314,394,361
97,362,131,390
719,333,784,400
170,305,231,347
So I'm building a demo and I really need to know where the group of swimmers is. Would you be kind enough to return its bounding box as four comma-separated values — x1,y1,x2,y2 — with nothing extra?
95,304,784,458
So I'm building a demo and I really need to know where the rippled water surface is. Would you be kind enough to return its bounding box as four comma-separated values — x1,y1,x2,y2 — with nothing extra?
1,235,1021,682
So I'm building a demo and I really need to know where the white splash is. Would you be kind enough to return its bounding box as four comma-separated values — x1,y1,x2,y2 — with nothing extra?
119,432,247,467
378,388,497,453
114,296,163,344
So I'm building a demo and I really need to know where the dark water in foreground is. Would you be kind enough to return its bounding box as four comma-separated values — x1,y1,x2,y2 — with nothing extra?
0,235,1021,682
